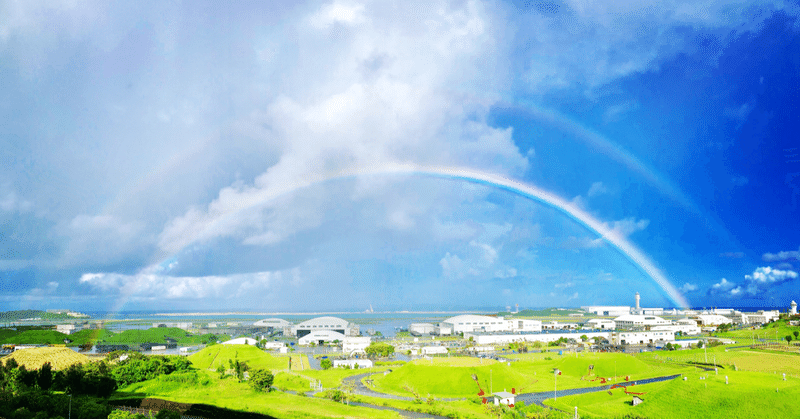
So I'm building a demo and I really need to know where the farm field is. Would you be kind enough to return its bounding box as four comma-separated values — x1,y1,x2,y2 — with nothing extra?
1,347,90,370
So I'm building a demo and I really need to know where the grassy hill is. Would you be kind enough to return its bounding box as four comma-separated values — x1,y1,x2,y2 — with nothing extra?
2,347,90,370
189,344,289,371
0,329,70,344
370,354,688,398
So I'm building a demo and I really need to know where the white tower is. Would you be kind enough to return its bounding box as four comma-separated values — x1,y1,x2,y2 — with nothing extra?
791,300,797,315
635,292,641,310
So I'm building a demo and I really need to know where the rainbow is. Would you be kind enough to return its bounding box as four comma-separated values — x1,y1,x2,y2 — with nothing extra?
154,162,690,309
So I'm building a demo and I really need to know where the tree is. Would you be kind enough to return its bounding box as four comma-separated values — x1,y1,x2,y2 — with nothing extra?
216,364,226,379
320,359,332,370
365,342,395,358
580,335,588,342
154,410,181,419
249,369,274,392
37,362,53,392
665,343,673,351
785,335,792,344
696,341,704,349
794,331,799,340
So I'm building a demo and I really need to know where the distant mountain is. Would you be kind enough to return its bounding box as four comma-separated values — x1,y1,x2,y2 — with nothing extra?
0,310,87,322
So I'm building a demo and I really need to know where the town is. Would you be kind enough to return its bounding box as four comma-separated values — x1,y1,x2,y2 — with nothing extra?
1,294,798,418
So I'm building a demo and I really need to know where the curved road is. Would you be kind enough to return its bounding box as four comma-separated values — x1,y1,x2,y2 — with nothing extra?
516,374,682,406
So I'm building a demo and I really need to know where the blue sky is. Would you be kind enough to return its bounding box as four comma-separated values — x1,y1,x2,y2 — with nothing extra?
1,0,799,312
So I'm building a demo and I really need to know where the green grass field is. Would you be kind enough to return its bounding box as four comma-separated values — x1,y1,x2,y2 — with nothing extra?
546,368,800,419
369,354,689,399
115,369,402,419
188,344,289,371
636,344,800,376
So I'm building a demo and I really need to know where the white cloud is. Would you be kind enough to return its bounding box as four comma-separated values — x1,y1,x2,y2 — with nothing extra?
587,182,608,197
554,281,574,289
711,278,735,291
763,247,800,262
744,266,798,284
604,217,650,237
520,0,798,92
679,282,698,293
157,0,527,255
710,266,799,297
79,266,302,299
439,240,516,280
0,186,32,213
59,214,146,266
309,2,366,28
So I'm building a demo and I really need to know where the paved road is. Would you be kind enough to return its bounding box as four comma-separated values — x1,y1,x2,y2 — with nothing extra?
516,374,682,406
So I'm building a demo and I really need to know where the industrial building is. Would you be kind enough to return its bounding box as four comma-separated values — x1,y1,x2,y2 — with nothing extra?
584,319,616,329
298,330,347,345
291,316,359,338
440,315,511,334
581,306,632,316
343,336,371,355
650,324,701,335
438,315,541,334
253,318,292,331
613,315,670,329
409,323,435,336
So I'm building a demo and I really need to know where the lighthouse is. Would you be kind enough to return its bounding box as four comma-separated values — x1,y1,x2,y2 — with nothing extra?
635,292,641,310
791,300,797,315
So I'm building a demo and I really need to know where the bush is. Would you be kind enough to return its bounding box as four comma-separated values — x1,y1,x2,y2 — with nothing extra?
249,369,274,392
320,358,332,370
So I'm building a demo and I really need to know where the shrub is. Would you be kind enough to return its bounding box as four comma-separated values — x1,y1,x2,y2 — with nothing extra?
249,369,274,392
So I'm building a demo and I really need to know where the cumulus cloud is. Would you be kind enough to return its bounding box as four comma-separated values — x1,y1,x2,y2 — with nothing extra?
679,282,698,293
157,0,527,255
604,218,650,237
0,186,32,214
763,247,800,262
709,266,798,297
587,182,608,197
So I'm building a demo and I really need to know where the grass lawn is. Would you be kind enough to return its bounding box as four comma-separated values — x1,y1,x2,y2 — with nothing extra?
273,372,311,393
189,344,289,372
369,353,689,399
546,368,800,419
115,369,402,419
636,345,800,376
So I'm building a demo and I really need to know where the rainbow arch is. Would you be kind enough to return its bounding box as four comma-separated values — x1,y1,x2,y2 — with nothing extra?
160,162,690,309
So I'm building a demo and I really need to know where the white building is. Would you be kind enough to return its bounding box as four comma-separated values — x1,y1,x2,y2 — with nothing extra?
493,391,516,406
441,315,510,334
584,319,616,330
692,314,732,326
791,300,797,315
222,337,258,345
421,346,448,355
611,330,675,345
333,359,373,369
291,316,359,338
254,318,291,330
56,324,85,335
650,324,701,336
508,319,542,332
542,321,579,330
581,306,632,316
434,325,452,336
409,323,435,335
263,342,286,350
343,337,371,354
298,330,347,345
741,310,780,325
613,315,670,329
